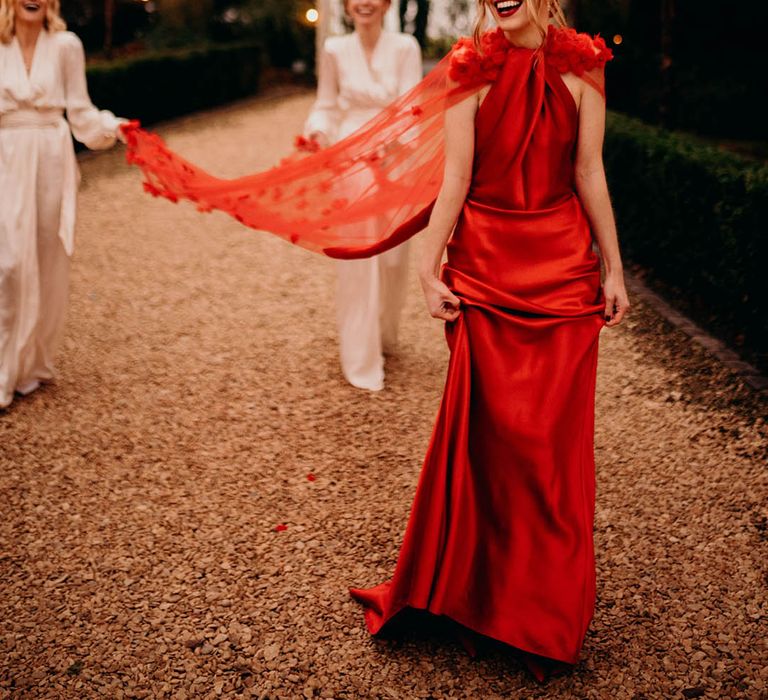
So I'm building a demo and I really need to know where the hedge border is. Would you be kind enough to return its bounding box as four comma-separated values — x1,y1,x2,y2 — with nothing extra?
604,112,768,369
86,42,264,127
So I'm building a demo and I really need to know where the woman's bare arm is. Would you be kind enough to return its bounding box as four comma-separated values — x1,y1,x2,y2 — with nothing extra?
418,91,478,321
574,83,630,326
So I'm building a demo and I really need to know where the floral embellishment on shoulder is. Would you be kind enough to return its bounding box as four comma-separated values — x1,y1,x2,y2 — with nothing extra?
448,29,512,86
545,26,613,76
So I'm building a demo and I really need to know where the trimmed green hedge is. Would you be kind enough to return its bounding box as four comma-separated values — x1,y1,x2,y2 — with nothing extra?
604,112,768,366
86,42,263,126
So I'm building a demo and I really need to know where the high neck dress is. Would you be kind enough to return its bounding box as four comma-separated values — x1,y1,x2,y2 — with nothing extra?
0,30,123,408
119,24,614,679
350,27,613,679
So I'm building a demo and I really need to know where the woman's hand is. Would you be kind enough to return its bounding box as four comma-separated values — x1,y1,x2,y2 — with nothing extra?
420,274,461,322
602,273,630,327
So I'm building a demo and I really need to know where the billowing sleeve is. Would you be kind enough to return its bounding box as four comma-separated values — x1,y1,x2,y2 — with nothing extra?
60,32,123,150
398,36,424,95
304,40,341,142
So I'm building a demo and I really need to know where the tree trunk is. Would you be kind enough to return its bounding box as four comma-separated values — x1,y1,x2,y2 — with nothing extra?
103,0,114,58
399,0,430,47
659,0,674,126
414,0,429,47
317,0,331,74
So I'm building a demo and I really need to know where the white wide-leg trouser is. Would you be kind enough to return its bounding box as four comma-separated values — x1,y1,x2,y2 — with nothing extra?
0,122,71,408
335,240,410,391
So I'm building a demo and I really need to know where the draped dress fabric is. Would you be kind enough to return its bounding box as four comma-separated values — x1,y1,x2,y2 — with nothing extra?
350,33,610,676
304,31,423,391
0,30,122,408
119,26,612,674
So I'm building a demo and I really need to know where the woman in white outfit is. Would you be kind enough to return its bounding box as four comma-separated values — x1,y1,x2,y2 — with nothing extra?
305,0,422,391
0,0,125,409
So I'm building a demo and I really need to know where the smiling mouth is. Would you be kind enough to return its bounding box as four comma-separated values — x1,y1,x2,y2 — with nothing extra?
23,1,42,11
494,0,523,18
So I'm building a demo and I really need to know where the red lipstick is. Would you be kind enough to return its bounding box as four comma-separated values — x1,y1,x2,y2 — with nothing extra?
494,0,523,18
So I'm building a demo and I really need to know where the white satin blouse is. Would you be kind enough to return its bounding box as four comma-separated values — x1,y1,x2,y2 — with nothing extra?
0,29,123,254
305,30,423,143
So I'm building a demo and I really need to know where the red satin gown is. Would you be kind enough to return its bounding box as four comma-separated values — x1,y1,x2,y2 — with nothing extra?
120,23,613,682
350,36,610,677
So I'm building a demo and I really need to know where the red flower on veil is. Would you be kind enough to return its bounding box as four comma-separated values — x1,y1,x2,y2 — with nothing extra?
294,134,322,153
121,27,613,261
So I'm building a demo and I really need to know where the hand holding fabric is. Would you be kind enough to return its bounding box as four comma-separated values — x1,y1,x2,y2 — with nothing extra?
420,274,461,322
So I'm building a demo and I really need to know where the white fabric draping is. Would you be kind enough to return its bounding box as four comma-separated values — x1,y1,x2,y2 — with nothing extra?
0,30,123,407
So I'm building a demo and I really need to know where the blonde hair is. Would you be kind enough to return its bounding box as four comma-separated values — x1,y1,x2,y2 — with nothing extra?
0,0,66,44
473,0,567,49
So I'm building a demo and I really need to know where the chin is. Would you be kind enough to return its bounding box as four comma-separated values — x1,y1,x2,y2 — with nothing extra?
16,1,46,23
351,14,384,28
489,1,533,32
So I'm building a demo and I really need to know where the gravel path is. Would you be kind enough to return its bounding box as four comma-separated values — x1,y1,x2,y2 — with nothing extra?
1,89,766,700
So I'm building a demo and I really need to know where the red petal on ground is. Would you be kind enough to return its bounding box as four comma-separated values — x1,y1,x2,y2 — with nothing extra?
307,473,316,482
275,524,288,532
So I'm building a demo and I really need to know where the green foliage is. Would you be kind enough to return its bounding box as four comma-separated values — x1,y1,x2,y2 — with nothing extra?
604,112,768,364
399,0,430,47
572,0,629,32
144,0,215,49
86,42,263,126
423,35,456,60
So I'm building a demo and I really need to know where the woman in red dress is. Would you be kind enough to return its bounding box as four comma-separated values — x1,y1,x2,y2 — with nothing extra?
349,0,630,681
122,0,629,681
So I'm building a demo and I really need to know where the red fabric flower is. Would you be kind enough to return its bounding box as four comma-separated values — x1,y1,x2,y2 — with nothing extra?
448,41,485,86
142,180,161,197
294,134,322,153
480,28,511,66
448,29,513,87
545,26,614,77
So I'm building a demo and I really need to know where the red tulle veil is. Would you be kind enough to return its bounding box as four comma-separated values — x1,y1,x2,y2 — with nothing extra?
121,27,610,260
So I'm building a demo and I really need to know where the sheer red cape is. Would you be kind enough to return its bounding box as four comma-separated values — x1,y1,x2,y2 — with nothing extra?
122,27,611,260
